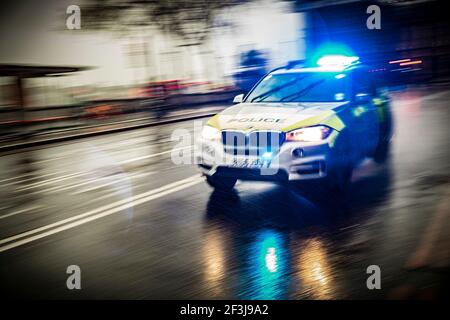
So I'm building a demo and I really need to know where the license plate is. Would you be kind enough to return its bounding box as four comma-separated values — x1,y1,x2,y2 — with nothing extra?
230,158,271,169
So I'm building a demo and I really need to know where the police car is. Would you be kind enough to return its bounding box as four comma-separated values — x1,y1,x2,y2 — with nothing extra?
197,55,393,193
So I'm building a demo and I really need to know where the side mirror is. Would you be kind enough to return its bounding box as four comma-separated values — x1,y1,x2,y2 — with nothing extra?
233,94,244,104
354,93,371,104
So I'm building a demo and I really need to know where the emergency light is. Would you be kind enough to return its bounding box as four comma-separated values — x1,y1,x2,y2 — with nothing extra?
316,55,359,68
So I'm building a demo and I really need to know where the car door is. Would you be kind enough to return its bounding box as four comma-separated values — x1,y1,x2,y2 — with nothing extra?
350,69,380,158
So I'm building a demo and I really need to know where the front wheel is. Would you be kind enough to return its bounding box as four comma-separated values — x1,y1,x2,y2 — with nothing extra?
325,164,353,198
205,175,237,191
373,139,390,163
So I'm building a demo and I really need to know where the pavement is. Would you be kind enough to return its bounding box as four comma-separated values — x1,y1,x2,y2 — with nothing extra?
0,105,226,152
0,87,449,299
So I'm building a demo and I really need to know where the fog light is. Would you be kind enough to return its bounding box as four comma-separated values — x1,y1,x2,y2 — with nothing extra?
292,148,304,158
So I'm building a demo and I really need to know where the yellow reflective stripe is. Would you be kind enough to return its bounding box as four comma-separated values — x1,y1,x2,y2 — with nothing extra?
206,114,221,129
322,114,345,131
281,110,333,132
372,98,383,106
352,106,366,117
373,97,389,122
327,130,339,147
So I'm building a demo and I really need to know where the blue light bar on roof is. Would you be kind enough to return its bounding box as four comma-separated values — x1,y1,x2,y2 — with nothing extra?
316,55,359,68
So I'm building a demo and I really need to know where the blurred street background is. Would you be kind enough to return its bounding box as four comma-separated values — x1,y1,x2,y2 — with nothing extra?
0,0,449,299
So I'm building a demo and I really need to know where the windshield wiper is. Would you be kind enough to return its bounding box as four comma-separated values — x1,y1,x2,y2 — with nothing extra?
250,76,305,103
279,79,325,102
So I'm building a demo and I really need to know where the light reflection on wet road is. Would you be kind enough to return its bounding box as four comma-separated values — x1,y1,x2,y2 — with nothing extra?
0,87,449,299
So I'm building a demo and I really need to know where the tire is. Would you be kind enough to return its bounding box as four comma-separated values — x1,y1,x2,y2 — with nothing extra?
374,112,393,163
325,164,353,199
373,139,390,163
327,129,353,197
205,175,237,191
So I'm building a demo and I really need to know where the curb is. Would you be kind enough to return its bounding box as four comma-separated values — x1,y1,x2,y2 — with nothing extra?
0,112,216,153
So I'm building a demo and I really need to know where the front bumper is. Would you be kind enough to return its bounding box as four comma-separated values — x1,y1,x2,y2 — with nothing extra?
196,136,337,182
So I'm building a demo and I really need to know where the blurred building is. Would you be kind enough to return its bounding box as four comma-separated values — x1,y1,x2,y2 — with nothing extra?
0,0,305,109
294,0,450,83
3,0,448,112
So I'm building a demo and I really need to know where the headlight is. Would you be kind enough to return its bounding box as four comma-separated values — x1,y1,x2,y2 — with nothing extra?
201,125,221,141
286,126,333,142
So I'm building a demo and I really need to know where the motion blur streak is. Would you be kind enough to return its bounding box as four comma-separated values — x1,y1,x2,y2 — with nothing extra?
0,87,448,298
0,175,202,251
1,0,450,300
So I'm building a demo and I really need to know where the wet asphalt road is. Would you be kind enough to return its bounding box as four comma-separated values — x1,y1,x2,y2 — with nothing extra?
0,87,449,299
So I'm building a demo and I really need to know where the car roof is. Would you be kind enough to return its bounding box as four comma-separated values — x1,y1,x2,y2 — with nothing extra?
269,59,371,75
271,65,366,75
271,67,344,74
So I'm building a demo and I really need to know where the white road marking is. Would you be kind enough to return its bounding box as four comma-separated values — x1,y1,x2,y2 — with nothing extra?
37,138,150,160
0,171,59,184
2,171,64,187
15,171,87,191
0,176,26,183
13,146,192,192
118,146,191,164
0,205,44,220
0,175,203,251
43,171,154,194
34,156,68,164
74,188,133,206
70,171,155,194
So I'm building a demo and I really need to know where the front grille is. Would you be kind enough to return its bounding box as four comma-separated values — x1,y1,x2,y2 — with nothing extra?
221,130,285,155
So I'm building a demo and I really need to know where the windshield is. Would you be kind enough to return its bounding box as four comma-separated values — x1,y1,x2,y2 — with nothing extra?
245,72,349,103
